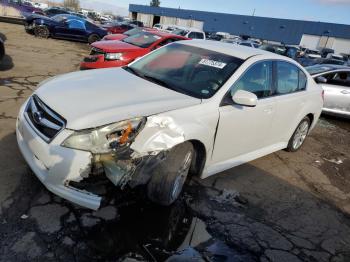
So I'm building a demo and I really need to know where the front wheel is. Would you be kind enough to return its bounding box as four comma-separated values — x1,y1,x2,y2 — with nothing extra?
147,142,194,206
286,117,310,152
34,25,50,38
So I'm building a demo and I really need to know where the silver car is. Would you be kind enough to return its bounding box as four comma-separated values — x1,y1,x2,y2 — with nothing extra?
306,64,350,118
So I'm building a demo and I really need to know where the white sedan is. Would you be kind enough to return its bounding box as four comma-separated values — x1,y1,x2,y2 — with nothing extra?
16,40,323,210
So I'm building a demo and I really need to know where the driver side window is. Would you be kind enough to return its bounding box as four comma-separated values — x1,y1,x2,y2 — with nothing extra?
231,61,273,99
67,20,86,30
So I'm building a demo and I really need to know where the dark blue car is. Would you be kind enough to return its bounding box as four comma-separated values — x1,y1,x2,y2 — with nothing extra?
25,14,107,44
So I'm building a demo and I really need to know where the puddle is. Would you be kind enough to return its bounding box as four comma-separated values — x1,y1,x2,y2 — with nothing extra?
83,198,243,261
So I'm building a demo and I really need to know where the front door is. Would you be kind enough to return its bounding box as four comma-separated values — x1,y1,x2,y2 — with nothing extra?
212,61,276,163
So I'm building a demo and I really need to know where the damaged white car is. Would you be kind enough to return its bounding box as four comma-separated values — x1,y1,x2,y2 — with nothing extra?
16,41,323,210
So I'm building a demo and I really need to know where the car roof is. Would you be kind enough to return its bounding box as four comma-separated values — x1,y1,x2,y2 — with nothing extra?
306,64,350,75
179,40,281,60
150,30,188,38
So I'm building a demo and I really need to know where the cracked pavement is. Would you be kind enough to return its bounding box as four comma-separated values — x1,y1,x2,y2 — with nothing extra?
0,23,350,262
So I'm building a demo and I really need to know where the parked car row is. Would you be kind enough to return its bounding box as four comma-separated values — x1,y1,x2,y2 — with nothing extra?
153,24,206,40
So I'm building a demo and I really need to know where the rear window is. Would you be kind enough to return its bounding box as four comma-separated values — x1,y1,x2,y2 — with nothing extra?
276,61,307,94
122,32,162,48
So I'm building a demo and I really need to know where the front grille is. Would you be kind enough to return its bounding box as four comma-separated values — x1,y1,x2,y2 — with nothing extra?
90,47,105,56
25,95,66,142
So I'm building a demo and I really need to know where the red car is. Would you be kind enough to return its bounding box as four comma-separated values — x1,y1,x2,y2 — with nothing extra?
102,27,157,41
102,22,135,34
80,31,189,70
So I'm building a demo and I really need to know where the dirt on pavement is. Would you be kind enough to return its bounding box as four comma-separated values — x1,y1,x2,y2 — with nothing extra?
0,23,350,262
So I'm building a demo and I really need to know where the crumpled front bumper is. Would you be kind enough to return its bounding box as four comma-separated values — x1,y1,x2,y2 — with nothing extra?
16,108,102,210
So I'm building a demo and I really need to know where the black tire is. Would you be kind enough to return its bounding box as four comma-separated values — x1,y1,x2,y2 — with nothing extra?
34,25,50,38
286,116,311,152
147,142,194,206
88,34,100,44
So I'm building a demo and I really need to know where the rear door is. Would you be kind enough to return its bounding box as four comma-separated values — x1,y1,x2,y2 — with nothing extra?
271,61,309,143
319,71,350,114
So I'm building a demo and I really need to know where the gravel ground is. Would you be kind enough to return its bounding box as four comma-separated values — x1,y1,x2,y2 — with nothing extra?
0,23,350,262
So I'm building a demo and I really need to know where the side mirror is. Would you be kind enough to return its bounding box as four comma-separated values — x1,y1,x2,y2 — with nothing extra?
316,76,327,84
231,90,258,107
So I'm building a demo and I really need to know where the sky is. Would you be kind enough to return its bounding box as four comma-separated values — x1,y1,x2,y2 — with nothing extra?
79,0,350,25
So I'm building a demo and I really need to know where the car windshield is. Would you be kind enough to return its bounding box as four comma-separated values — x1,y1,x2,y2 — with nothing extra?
124,43,243,99
124,28,142,36
122,32,161,48
305,65,334,75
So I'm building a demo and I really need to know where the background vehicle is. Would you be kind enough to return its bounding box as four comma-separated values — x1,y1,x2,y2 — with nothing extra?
128,20,144,27
80,31,188,69
259,44,287,55
172,27,206,40
320,47,335,58
303,48,321,59
299,57,346,67
42,7,71,17
206,32,223,41
307,64,350,118
25,14,107,43
102,27,157,41
102,22,135,34
0,0,43,16
238,40,260,48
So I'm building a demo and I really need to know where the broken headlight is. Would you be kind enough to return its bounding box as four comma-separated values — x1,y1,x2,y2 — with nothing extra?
105,52,123,60
62,117,146,154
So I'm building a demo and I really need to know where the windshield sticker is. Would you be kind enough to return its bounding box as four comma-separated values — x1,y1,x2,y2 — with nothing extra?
201,90,210,94
199,59,227,69
153,36,161,39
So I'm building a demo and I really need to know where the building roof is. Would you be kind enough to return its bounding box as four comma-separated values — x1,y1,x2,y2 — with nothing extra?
129,4,350,44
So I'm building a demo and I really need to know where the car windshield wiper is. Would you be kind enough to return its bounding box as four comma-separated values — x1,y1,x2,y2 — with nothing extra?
142,74,178,90
123,66,143,77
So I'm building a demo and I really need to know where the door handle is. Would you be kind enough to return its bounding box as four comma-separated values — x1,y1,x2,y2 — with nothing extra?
341,90,350,95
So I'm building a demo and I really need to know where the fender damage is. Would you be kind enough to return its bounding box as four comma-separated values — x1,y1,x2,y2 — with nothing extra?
67,115,186,209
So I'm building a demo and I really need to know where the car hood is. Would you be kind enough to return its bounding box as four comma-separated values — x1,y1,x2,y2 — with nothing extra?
35,68,201,130
92,40,142,53
25,13,49,21
104,34,127,41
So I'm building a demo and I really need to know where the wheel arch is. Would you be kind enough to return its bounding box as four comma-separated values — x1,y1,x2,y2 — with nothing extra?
306,113,314,127
188,139,207,177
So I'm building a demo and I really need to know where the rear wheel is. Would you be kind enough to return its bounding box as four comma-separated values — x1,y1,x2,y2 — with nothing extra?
286,117,310,152
147,142,194,206
34,25,50,38
88,34,100,44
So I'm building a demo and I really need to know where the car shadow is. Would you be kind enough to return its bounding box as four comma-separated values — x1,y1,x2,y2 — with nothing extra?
0,55,14,71
0,32,7,42
0,32,13,71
